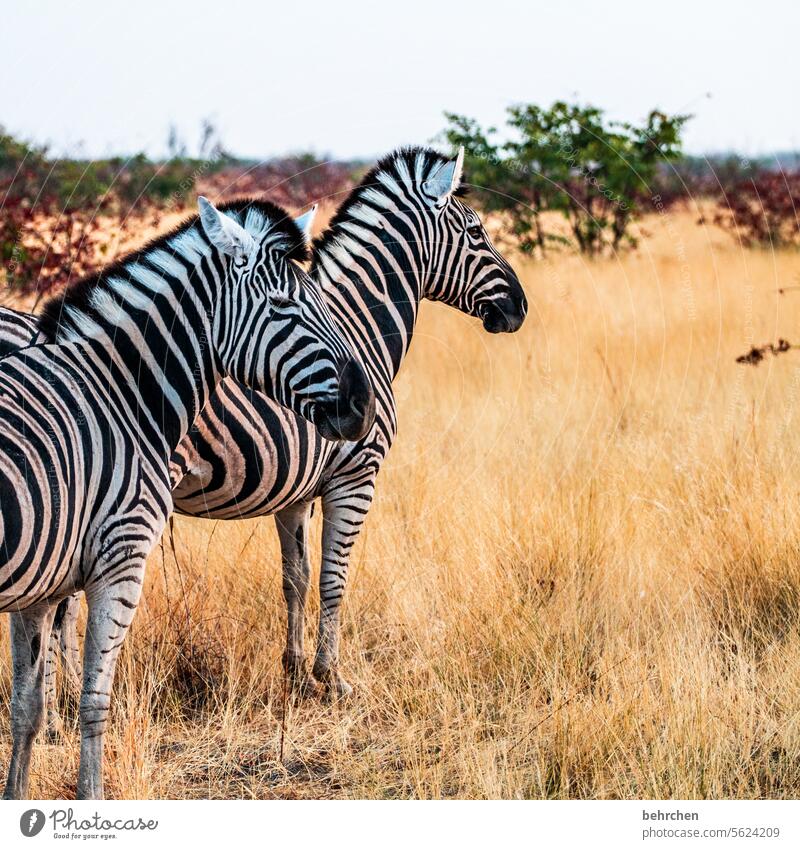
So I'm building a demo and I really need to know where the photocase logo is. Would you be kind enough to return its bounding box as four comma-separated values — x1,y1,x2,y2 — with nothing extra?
19,809,45,837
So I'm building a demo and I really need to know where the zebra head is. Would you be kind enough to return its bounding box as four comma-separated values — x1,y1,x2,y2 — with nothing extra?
421,147,528,333
199,197,375,441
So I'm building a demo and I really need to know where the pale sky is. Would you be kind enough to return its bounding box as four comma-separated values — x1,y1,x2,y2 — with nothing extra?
3,0,797,160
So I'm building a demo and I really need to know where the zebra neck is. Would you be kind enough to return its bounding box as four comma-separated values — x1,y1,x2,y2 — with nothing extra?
44,231,225,459
315,222,425,386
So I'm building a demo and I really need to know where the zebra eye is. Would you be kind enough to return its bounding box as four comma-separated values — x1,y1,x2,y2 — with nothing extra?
467,225,482,239
270,292,293,308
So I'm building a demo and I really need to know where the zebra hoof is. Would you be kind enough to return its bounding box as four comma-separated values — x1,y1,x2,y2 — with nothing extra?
290,674,321,699
284,656,320,699
322,677,354,702
312,660,354,701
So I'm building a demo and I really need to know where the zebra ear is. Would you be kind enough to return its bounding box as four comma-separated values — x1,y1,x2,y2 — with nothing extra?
422,146,465,204
294,204,318,243
198,196,256,260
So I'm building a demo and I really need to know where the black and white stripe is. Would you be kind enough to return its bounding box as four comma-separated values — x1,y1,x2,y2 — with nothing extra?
0,307,42,357
0,196,373,799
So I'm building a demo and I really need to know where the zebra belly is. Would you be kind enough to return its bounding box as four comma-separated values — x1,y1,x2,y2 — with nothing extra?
0,407,86,611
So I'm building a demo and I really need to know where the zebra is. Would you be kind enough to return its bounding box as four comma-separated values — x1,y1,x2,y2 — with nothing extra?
16,145,527,702
0,196,375,799
169,146,526,697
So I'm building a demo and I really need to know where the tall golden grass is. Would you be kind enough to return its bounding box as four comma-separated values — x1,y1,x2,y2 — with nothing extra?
3,207,800,798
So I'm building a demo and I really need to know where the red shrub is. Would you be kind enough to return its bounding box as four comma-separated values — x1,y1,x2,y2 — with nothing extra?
713,171,800,248
0,184,163,301
200,156,355,210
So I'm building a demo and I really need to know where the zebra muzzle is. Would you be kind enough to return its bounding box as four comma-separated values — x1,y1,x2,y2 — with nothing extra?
312,358,376,442
479,291,527,334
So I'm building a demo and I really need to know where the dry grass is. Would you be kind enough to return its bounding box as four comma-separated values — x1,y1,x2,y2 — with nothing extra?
4,207,800,799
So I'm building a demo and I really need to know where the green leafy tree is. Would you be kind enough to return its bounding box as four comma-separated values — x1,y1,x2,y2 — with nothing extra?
442,103,689,256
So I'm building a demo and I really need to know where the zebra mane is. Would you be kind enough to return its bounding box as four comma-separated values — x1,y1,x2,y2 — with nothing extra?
312,146,469,268
39,198,308,342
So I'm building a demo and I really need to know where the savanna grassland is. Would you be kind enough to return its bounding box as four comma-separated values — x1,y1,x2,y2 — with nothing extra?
3,205,800,799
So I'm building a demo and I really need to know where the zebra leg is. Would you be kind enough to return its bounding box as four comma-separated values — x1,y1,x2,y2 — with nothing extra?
312,484,374,699
45,595,82,740
60,594,83,687
275,501,316,695
45,603,64,741
3,602,58,799
77,565,144,800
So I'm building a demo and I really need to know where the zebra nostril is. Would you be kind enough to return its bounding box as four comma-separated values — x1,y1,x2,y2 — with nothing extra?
350,396,365,417
339,358,375,430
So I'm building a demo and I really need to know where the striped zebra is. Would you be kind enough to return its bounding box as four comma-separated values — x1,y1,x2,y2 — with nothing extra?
0,196,375,799
16,146,527,702
170,147,526,697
